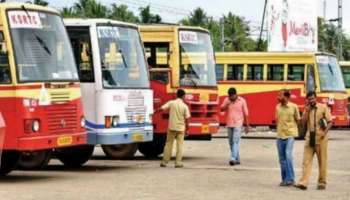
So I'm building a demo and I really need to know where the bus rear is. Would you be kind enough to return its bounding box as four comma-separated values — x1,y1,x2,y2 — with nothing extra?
0,3,88,173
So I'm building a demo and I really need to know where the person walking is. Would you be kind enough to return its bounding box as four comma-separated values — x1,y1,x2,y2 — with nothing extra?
221,87,250,166
157,89,190,168
275,89,300,186
295,91,332,190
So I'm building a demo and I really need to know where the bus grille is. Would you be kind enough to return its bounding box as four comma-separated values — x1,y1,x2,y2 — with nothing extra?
46,105,78,134
49,91,70,104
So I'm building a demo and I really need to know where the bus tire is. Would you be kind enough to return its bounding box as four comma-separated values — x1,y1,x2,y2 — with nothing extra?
55,145,94,168
17,150,51,170
138,135,166,158
101,144,138,159
0,151,20,176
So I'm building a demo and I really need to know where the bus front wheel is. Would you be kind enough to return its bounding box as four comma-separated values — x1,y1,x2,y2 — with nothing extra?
55,145,94,168
138,135,166,158
0,151,20,175
101,144,138,159
17,150,51,170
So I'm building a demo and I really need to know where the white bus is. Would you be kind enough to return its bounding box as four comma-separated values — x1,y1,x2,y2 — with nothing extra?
64,19,153,158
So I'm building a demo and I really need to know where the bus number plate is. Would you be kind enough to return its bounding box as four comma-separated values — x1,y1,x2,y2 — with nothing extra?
132,134,144,142
57,136,73,146
201,125,209,133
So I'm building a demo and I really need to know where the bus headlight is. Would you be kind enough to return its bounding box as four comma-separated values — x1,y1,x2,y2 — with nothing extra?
32,120,40,132
105,116,119,128
80,117,86,128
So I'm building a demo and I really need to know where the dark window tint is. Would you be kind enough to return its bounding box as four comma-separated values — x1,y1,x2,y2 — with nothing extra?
227,64,243,80
288,64,305,81
215,64,224,81
247,64,263,81
267,64,284,81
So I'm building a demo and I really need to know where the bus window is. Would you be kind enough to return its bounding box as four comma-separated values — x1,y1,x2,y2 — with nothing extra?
144,43,169,68
341,67,350,88
307,64,315,92
67,27,94,82
288,64,305,81
247,64,263,81
267,64,284,81
227,64,243,80
144,43,170,84
0,31,10,84
215,64,224,81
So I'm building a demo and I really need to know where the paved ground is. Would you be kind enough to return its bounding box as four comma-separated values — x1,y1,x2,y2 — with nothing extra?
0,129,350,200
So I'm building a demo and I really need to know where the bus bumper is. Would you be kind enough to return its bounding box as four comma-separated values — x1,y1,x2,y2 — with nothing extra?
17,131,87,151
187,122,220,136
87,126,153,145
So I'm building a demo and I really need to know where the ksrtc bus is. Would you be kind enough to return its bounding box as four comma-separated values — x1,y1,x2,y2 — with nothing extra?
139,25,220,157
215,52,349,130
0,3,88,174
65,19,153,158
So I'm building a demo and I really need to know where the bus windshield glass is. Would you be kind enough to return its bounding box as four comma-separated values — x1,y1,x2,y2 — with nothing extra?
179,30,216,86
316,55,346,92
9,10,78,82
97,25,149,88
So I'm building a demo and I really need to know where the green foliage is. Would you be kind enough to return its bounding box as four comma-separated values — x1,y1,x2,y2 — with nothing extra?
139,6,162,24
109,4,139,23
33,0,48,6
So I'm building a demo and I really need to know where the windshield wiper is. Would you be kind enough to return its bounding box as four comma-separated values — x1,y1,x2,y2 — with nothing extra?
21,5,51,55
328,63,334,75
35,36,51,55
118,48,128,68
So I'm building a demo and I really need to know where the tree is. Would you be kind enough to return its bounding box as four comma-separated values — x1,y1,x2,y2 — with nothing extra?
181,8,208,27
109,4,139,23
33,0,48,6
60,7,77,18
73,0,109,18
139,5,162,24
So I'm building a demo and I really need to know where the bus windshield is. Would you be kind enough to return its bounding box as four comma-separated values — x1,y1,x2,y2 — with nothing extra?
9,10,78,82
97,26,149,88
316,55,346,92
179,30,216,87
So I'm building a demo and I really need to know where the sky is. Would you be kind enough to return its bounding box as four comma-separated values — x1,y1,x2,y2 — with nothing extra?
12,0,350,34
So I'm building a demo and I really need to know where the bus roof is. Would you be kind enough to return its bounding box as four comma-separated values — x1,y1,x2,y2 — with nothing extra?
64,18,138,29
215,51,336,58
0,2,59,14
139,24,209,34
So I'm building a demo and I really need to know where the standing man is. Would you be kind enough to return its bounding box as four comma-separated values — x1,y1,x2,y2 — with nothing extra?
221,87,250,166
295,91,332,190
157,89,190,168
275,90,300,186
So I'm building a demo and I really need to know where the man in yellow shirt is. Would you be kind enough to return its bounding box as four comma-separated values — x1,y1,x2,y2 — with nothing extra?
295,91,332,190
275,89,300,186
156,89,191,168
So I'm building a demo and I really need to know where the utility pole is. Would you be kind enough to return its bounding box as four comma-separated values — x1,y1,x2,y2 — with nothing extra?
257,0,267,51
338,0,343,60
220,17,225,52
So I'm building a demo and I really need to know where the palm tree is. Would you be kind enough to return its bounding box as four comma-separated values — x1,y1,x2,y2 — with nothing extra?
60,7,77,18
139,5,161,24
73,0,108,18
109,4,139,23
